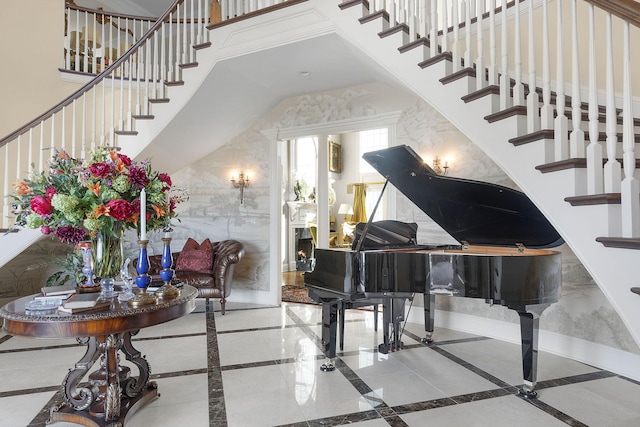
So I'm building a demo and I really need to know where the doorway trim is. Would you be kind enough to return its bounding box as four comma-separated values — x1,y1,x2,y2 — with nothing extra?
262,111,403,306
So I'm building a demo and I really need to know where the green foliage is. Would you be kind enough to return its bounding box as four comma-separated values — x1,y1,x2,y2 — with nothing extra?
28,252,86,288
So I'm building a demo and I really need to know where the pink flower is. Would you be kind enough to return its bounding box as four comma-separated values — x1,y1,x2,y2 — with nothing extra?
105,199,133,221
41,225,52,235
158,173,173,189
89,162,111,178
45,187,56,199
128,166,149,188
117,153,132,166
30,195,53,216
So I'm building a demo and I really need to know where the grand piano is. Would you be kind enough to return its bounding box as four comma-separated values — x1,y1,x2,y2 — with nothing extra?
304,145,563,397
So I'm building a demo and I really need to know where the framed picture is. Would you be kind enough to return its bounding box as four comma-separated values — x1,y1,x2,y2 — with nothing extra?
329,141,342,173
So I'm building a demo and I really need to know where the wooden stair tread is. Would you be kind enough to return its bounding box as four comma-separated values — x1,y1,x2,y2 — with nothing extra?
179,62,198,69
114,130,138,136
631,287,640,295
132,115,154,120
165,80,185,87
149,98,170,103
565,194,621,206
596,237,640,250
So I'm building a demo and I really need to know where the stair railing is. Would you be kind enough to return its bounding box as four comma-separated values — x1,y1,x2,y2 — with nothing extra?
0,0,297,230
363,0,639,239
63,5,156,74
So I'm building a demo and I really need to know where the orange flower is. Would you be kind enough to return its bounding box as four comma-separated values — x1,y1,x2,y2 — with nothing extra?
13,181,32,195
126,212,139,226
93,204,110,218
114,159,125,173
87,182,101,196
152,204,166,218
109,149,118,162
57,151,70,160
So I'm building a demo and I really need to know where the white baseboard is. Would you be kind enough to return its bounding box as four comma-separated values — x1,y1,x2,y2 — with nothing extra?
406,309,640,383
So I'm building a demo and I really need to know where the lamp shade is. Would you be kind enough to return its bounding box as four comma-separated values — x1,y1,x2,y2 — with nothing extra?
338,204,353,215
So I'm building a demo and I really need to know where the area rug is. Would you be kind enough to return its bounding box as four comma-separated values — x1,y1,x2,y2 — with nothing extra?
281,284,317,305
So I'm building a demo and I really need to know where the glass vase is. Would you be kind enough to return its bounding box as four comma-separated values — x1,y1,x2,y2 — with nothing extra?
92,230,123,298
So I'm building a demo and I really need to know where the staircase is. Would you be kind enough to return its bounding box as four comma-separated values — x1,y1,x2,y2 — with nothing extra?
1,0,640,348
324,0,640,346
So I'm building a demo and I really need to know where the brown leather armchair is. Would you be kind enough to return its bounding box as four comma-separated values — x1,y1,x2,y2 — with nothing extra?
147,239,244,314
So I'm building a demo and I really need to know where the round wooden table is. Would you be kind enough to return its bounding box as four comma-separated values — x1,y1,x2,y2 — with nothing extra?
0,285,197,426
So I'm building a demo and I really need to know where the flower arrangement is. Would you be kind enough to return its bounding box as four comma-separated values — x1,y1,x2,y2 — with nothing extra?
11,147,181,245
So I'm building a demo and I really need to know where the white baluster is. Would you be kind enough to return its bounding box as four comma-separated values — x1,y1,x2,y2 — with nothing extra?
569,0,584,158
16,135,21,183
190,0,195,63
526,0,539,133
100,80,106,146
429,0,438,57
452,0,460,72
71,99,77,154
182,1,189,62
540,0,553,129
499,0,511,110
512,0,524,106
554,0,568,161
464,0,472,68
586,3,603,195
61,106,66,151
441,0,449,53
38,120,44,171
168,11,174,81
621,21,639,237
604,13,621,193
487,0,498,86
475,0,485,90
81,94,87,158
50,113,56,153
2,144,8,228
28,128,34,178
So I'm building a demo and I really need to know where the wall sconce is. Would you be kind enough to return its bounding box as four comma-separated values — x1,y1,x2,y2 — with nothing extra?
231,171,250,204
432,156,450,176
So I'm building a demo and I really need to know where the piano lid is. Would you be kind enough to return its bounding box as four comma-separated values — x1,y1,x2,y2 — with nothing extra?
362,145,563,248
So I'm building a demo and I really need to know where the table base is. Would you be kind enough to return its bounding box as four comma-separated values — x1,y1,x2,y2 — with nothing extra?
50,382,158,427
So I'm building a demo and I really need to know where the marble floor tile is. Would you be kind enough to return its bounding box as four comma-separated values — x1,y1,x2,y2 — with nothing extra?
399,395,569,427
537,376,640,427
2,300,640,427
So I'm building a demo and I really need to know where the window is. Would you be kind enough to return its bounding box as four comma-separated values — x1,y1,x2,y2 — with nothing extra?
291,137,317,200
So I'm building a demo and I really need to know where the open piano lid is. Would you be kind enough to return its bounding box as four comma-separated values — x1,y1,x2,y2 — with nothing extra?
363,145,563,249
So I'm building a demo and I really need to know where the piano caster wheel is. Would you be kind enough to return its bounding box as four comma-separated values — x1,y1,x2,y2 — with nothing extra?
421,337,433,344
518,388,538,399
320,362,336,372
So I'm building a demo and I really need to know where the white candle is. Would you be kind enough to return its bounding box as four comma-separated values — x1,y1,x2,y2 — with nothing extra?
140,188,147,241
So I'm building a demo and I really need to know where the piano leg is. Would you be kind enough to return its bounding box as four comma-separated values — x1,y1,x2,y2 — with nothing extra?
421,293,436,343
320,300,338,372
379,297,406,354
516,303,550,398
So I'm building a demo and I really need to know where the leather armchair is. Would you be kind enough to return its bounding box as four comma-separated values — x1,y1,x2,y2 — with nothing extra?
147,239,244,314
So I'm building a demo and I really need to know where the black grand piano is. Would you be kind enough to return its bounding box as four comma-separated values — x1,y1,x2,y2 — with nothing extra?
304,145,563,397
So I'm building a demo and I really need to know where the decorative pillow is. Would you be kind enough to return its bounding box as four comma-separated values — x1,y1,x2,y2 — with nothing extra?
175,238,213,273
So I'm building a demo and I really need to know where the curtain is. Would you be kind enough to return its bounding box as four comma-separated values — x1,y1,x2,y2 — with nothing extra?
352,183,367,223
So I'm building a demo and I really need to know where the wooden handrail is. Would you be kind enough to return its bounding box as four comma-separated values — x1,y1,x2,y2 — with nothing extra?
0,0,182,148
584,0,640,28
66,2,158,22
